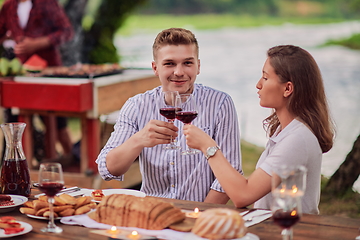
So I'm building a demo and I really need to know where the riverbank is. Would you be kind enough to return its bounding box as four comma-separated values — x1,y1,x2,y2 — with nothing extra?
118,14,348,35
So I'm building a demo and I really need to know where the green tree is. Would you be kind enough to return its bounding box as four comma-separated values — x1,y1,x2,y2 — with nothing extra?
81,0,147,64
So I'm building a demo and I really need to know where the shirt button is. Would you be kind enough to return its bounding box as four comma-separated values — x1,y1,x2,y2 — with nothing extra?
170,162,174,165
171,184,175,188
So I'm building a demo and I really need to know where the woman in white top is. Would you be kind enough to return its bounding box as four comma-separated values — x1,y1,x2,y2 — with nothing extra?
183,45,335,214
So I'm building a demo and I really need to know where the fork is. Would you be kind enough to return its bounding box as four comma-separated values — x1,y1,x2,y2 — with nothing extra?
34,186,81,198
244,212,272,222
241,209,257,217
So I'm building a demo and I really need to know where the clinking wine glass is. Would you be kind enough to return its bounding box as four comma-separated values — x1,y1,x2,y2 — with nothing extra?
271,165,307,240
175,93,201,155
38,162,64,233
159,91,181,150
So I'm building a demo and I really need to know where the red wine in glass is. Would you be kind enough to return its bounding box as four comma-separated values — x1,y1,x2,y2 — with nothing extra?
38,162,64,233
175,94,201,155
272,209,300,229
38,182,64,197
160,108,176,120
176,111,198,124
159,91,181,150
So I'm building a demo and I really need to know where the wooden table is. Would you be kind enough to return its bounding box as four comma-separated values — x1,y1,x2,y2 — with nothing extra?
0,70,159,174
4,191,360,240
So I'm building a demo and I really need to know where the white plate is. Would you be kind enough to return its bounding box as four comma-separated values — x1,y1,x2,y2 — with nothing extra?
83,189,146,202
0,195,28,213
184,232,259,240
25,214,62,221
0,221,32,238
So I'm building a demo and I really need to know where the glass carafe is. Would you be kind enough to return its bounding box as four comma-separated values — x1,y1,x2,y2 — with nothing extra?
0,123,31,197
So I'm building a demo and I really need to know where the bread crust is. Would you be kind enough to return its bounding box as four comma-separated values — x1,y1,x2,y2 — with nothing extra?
191,208,247,239
88,194,185,230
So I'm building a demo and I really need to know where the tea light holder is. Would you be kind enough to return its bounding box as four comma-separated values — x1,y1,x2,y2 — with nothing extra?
185,207,201,218
107,226,121,235
126,231,141,239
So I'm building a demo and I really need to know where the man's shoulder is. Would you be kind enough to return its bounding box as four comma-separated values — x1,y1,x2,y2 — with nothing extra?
195,84,234,104
129,86,159,101
196,84,231,97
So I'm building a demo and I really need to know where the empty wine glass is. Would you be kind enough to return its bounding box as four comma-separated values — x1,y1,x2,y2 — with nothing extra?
38,162,64,233
271,165,307,240
175,93,201,155
159,91,180,150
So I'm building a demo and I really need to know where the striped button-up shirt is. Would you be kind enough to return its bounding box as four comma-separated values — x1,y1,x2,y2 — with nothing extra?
96,84,242,202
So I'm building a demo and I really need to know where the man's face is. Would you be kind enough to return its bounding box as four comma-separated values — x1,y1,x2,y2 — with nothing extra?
152,44,200,94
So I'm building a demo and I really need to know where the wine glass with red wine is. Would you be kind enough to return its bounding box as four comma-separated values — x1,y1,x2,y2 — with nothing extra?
175,93,201,155
271,165,307,240
159,91,181,150
38,162,64,233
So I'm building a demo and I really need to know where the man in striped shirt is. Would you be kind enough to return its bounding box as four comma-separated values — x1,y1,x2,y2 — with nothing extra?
96,28,242,204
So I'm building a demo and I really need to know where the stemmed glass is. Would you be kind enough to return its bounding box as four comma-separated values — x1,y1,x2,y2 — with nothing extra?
159,91,181,150
38,162,65,233
271,165,307,240
175,93,201,155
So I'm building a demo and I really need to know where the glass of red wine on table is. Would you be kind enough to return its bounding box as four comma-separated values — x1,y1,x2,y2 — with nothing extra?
159,91,181,150
271,165,307,240
175,93,201,155
38,162,65,233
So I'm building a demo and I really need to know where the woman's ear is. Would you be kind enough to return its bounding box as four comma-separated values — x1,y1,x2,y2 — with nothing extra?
284,81,294,98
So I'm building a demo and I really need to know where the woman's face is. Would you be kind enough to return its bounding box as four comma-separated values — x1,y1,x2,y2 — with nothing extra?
256,58,289,111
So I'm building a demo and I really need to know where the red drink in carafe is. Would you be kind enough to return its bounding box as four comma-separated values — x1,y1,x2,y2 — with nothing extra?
0,159,31,197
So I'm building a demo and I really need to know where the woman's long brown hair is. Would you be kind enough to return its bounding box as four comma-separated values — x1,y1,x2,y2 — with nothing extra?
263,45,335,153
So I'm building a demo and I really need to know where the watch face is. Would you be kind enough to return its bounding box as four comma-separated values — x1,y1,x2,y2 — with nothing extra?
209,148,216,155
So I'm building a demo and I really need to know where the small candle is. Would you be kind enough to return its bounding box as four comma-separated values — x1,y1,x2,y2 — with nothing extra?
127,230,141,239
185,207,201,218
292,185,298,194
106,226,120,235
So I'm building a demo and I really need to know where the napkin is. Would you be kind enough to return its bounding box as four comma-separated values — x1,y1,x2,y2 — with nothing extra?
61,214,189,240
240,209,272,227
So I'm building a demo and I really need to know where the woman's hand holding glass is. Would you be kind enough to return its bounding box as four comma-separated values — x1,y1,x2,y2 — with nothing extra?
175,93,201,155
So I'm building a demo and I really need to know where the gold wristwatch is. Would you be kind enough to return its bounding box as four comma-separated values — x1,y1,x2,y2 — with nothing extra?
205,146,220,160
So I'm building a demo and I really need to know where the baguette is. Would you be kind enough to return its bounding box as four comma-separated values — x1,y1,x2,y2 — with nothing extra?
43,211,59,218
59,208,75,217
23,201,34,208
19,207,36,215
38,195,48,202
53,205,73,213
54,196,67,206
75,196,92,209
36,207,49,216
33,200,49,211
19,192,97,218
75,205,91,215
58,193,76,205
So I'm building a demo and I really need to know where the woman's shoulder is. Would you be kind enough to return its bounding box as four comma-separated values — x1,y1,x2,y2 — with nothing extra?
281,119,321,151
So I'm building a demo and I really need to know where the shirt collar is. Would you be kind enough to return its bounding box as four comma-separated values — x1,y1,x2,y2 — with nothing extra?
269,118,301,143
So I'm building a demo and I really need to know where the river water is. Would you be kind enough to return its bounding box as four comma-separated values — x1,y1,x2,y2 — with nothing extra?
115,21,360,190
